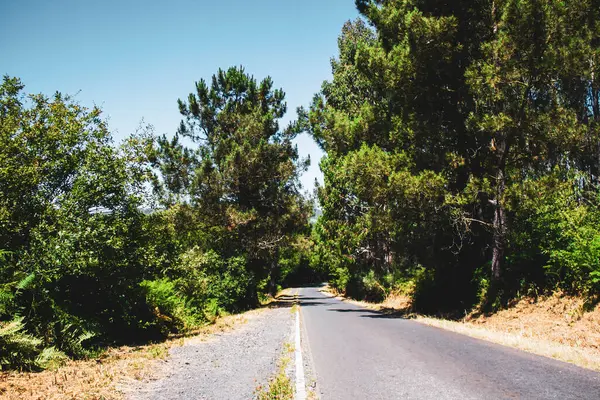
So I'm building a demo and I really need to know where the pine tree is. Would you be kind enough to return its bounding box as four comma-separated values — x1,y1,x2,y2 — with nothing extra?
177,67,310,294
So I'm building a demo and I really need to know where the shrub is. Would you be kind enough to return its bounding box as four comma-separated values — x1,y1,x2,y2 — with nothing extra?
175,248,253,314
361,270,386,302
330,267,350,293
0,318,42,371
141,278,202,333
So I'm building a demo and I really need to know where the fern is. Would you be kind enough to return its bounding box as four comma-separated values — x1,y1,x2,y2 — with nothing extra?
16,272,36,290
0,289,14,316
0,318,42,371
36,347,69,370
0,249,11,263
57,322,96,359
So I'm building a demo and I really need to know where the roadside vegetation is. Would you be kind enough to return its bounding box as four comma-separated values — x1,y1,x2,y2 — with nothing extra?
0,310,257,399
254,341,295,400
0,68,312,372
306,0,600,323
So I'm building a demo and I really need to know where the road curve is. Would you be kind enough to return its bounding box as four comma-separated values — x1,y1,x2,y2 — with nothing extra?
298,286,600,400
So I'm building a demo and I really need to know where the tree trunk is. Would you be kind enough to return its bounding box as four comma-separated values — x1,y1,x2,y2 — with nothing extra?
491,167,506,281
268,251,280,296
490,0,505,282
491,128,510,284
485,160,507,311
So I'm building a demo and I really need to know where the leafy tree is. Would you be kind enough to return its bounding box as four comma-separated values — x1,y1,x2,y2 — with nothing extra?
0,67,312,370
0,76,161,354
176,67,310,295
307,0,600,311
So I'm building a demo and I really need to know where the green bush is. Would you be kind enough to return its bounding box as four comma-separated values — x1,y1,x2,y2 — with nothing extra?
361,270,386,302
508,173,600,295
175,248,253,314
330,267,350,293
545,222,600,294
141,278,202,333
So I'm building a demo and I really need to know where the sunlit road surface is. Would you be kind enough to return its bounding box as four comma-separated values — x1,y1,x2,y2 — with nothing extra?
299,286,600,400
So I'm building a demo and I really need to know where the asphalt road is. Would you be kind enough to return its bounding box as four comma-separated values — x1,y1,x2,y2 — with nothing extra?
298,286,600,400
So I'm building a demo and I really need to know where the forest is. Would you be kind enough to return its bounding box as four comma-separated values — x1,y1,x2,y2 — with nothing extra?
3,0,600,371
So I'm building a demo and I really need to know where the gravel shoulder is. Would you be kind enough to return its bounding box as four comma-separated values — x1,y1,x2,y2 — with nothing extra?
127,306,295,400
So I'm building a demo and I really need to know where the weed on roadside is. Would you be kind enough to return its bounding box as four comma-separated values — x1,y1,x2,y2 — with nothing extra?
254,342,294,400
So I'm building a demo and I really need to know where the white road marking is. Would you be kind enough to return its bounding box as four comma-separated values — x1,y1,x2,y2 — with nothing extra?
295,292,307,400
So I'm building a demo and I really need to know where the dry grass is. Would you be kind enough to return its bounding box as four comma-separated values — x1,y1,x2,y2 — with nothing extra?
322,284,600,371
466,292,600,350
318,284,338,297
428,292,600,371
416,315,600,371
0,310,262,400
0,341,172,400
260,288,297,307
254,341,294,400
277,288,295,298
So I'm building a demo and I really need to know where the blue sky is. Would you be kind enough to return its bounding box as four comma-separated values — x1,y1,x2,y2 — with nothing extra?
0,0,359,193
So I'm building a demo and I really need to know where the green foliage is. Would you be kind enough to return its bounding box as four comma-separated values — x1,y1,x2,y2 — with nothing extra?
0,71,310,371
506,172,600,295
331,267,351,294
0,318,42,371
175,66,310,294
307,0,600,313
0,318,69,371
176,248,253,314
141,278,201,333
35,347,69,371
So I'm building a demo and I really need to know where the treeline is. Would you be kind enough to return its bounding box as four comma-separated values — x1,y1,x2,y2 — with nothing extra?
306,0,600,313
0,68,311,371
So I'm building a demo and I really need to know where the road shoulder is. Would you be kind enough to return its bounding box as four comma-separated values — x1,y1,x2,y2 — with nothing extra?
125,304,295,400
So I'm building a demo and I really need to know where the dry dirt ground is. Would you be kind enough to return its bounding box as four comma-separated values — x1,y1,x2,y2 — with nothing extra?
467,292,600,350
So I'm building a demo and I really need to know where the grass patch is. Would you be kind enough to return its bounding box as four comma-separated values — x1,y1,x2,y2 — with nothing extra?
0,341,172,400
307,381,319,400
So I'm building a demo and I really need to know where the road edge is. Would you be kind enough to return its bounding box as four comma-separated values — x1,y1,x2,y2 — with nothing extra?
295,304,307,400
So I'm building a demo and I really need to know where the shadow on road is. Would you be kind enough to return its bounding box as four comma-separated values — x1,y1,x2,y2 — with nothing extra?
360,312,409,319
266,294,296,309
297,296,329,301
299,301,331,307
327,307,411,319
